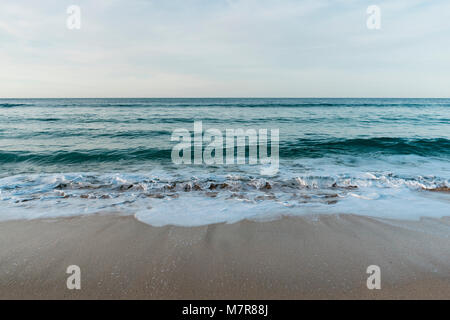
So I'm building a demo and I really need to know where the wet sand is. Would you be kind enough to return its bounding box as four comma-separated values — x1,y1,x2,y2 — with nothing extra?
0,213,449,299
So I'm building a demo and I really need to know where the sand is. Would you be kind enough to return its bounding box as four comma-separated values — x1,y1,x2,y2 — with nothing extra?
0,213,449,299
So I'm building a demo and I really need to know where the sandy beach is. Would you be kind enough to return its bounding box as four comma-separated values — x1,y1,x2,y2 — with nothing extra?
0,213,449,299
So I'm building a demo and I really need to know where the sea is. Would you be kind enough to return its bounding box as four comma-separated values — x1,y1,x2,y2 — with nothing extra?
0,98,449,226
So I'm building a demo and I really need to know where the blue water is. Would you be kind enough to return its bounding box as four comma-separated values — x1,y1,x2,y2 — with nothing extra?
0,98,449,225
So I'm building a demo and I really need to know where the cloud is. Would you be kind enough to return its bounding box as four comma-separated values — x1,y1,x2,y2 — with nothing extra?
0,0,449,97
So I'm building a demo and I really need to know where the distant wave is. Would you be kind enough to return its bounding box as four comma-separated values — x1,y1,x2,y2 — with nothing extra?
0,103,29,108
0,138,448,165
281,137,450,158
0,129,171,140
59,102,450,108
0,148,172,165
2,101,450,108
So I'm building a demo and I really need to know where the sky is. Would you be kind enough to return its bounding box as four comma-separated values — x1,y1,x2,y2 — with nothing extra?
0,0,449,98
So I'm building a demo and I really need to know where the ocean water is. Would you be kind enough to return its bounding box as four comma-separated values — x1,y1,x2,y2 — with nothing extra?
0,98,449,226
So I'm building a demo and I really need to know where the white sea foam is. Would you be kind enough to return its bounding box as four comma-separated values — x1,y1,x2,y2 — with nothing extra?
0,156,449,226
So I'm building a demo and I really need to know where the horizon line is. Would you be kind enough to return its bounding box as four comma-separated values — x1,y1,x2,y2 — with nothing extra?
1,97,450,100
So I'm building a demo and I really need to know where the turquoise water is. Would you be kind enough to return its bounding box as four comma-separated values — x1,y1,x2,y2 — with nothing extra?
0,98,449,225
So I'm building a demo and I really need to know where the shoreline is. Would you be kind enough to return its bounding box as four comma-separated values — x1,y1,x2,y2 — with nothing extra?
0,213,449,299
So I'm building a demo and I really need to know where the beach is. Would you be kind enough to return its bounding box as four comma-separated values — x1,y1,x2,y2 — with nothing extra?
1,213,449,299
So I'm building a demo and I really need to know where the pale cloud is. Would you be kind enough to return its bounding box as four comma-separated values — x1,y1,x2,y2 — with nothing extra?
0,0,449,98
